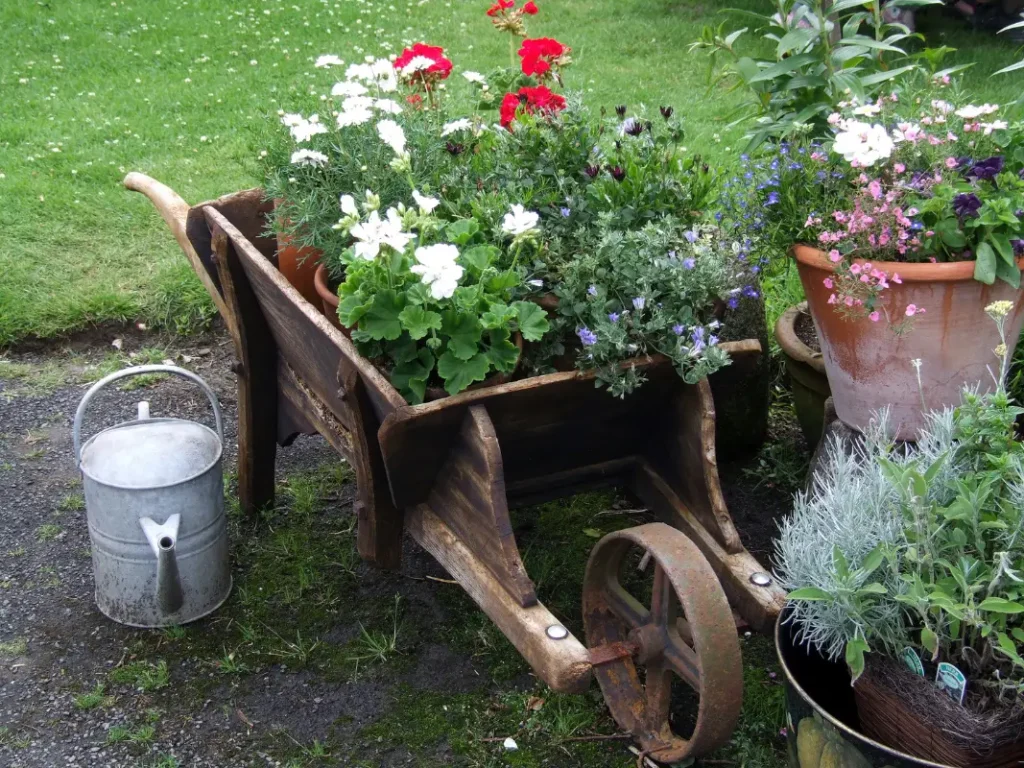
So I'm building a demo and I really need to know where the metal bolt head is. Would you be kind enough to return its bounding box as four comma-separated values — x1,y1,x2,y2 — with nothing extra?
546,624,568,640
750,571,772,587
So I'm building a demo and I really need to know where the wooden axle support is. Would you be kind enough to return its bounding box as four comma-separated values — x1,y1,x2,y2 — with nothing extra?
124,175,786,761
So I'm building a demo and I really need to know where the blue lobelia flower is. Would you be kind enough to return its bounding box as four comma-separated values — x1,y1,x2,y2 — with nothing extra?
608,312,620,323
632,296,646,311
577,327,598,346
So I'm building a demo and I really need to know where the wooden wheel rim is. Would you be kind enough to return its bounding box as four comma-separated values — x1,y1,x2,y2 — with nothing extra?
582,522,743,763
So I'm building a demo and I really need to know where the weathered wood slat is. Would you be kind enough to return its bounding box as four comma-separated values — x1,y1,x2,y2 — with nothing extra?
209,220,277,516
426,406,536,606
405,505,592,693
631,461,785,633
277,359,354,458
187,188,276,293
505,456,638,508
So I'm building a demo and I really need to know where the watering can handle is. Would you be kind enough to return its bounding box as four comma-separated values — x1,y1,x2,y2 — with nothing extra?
73,365,224,465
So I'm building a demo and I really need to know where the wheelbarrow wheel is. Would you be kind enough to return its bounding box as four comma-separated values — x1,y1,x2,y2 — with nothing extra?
582,522,742,764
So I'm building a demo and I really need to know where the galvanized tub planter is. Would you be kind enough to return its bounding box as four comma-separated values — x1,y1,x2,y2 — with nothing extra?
75,365,232,628
776,607,950,768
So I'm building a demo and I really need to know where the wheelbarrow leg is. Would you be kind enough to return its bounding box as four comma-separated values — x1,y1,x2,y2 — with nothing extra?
209,221,277,515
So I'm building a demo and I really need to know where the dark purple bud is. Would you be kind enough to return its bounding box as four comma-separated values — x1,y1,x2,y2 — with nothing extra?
953,192,982,219
445,141,465,156
623,118,644,137
584,164,600,178
1013,239,1024,256
660,106,673,120
609,165,626,182
615,104,626,118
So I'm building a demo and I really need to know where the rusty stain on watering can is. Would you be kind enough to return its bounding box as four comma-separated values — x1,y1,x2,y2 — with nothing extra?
74,365,232,628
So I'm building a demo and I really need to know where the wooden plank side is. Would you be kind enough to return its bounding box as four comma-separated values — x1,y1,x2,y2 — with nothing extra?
405,505,592,693
202,208,404,424
187,188,276,296
426,406,536,606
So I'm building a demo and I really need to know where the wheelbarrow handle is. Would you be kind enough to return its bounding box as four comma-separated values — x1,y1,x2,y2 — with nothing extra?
73,365,224,465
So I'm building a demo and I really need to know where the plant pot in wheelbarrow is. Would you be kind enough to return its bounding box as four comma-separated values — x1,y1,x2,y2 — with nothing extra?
313,263,353,338
777,606,1024,768
775,302,831,448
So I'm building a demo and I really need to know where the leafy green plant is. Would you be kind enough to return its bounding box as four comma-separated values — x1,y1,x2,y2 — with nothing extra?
692,0,942,147
108,659,170,691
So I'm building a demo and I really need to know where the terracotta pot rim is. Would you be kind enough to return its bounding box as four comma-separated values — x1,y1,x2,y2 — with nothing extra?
314,263,339,309
792,243,1024,283
775,606,953,768
774,302,826,375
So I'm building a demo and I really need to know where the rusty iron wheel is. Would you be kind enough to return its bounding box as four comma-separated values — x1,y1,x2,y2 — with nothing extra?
582,523,743,763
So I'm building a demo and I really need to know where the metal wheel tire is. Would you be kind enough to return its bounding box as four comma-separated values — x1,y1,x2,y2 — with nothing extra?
582,522,743,763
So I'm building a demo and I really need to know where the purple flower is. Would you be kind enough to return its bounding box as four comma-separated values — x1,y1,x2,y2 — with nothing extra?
587,284,598,296
609,165,626,182
765,191,780,206
709,335,719,346
1019,168,1024,181
727,296,739,310
691,326,706,354
966,155,1004,182
560,206,571,218
1013,239,1024,256
682,257,696,270
608,312,620,323
667,249,677,259
742,285,760,299
684,229,699,243
672,323,685,335
577,327,597,346
584,165,600,178
632,296,646,311
953,192,982,219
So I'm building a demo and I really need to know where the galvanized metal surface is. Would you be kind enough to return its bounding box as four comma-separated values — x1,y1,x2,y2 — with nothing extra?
74,365,232,628
582,523,743,764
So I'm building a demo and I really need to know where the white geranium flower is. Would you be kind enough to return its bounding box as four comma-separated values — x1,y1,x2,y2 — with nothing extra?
290,149,329,167
412,190,439,214
331,80,368,98
502,204,540,237
289,115,329,143
376,119,406,155
400,55,435,74
462,71,486,84
350,207,413,260
955,104,999,119
374,98,403,115
441,118,472,137
315,54,344,68
832,121,894,167
340,194,358,216
411,243,464,299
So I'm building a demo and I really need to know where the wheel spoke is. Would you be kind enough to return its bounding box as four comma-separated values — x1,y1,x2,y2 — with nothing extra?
643,660,673,732
603,581,650,629
650,565,677,628
664,635,701,689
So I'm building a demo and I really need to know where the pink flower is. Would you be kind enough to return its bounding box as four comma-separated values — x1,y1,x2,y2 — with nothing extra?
828,249,842,263
894,163,905,174
947,132,957,142
892,273,901,284
868,180,883,200
869,311,880,322
905,304,919,316
844,296,855,307
811,151,827,162
850,263,862,275
823,277,834,289
828,293,837,305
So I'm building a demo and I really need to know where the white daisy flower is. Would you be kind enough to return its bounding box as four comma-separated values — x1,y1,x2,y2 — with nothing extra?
502,204,540,237
289,115,329,143
337,106,373,128
399,55,435,74
955,104,999,119
376,119,406,155
374,98,403,115
315,54,344,68
290,149,329,167
462,71,486,84
331,80,368,98
441,118,472,137
342,95,375,112
411,243,464,299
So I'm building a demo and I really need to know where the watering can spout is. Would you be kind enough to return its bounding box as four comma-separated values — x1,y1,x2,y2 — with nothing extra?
140,514,184,615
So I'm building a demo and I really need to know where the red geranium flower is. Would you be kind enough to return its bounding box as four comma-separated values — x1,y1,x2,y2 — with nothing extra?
499,85,566,130
518,37,568,78
394,43,453,80
523,0,539,13
486,0,514,15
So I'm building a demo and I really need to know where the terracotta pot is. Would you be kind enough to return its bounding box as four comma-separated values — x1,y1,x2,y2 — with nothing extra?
313,264,352,337
793,244,1024,440
424,333,524,401
273,199,322,308
775,302,831,447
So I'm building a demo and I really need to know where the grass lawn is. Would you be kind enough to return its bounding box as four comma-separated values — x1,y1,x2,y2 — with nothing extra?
1,0,1022,345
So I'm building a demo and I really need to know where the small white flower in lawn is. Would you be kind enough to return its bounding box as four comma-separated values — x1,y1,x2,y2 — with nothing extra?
331,80,368,98
461,70,485,84
374,98,403,115
441,118,472,137
377,119,406,155
290,149,329,168
502,204,540,237
502,737,518,751
315,54,344,68
249,59,257,66
412,190,439,214
340,194,359,216
411,243,464,299
350,208,413,260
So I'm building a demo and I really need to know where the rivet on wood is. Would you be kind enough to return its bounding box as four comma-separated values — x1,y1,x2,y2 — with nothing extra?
545,624,569,640
749,571,772,587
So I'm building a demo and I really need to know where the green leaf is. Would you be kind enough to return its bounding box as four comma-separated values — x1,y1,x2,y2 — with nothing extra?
386,333,419,364
857,582,888,596
786,587,833,601
991,234,1017,266
975,242,998,285
921,626,939,661
445,218,480,246
747,53,820,84
859,545,884,576
460,245,499,273
858,64,917,87
776,28,816,57
441,310,483,361
833,546,850,580
512,301,550,342
391,348,435,404
485,269,521,294
935,218,967,249
994,60,1024,76
481,302,516,330
361,289,405,341
845,637,868,684
437,351,491,395
979,597,1024,614
485,328,520,373
337,294,370,328
398,305,442,340
995,254,1021,288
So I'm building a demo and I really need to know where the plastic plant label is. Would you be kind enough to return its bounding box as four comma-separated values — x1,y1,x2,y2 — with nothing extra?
901,647,925,676
935,662,967,704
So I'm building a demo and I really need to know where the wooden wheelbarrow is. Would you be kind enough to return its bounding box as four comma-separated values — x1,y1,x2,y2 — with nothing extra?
125,172,786,763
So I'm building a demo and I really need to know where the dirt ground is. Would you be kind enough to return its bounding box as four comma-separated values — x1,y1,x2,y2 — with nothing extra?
0,326,795,768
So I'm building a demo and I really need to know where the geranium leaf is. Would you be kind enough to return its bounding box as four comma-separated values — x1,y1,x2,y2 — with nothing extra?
461,245,499,273
386,333,419,364
437,351,491,395
513,301,550,342
481,302,515,330
441,310,483,361
485,328,520,373
444,218,480,246
361,289,404,340
391,348,435,404
337,294,370,328
485,269,521,294
398,305,442,340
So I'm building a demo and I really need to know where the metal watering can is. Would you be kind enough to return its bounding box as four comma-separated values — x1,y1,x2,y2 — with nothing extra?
74,365,232,628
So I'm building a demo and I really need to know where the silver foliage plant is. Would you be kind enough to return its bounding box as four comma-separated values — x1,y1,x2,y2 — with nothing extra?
774,406,961,663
